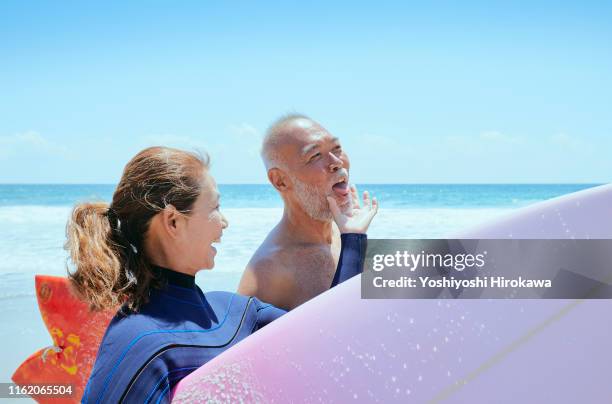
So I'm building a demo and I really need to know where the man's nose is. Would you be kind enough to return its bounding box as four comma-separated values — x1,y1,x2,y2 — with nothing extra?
221,213,229,229
328,152,343,172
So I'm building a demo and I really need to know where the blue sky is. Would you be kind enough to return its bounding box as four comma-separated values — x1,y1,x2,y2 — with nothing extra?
1,1,610,184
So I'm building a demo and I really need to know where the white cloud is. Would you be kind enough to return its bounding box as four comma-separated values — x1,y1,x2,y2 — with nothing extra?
479,130,523,144
356,133,398,148
140,134,210,150
228,123,262,158
228,123,260,139
549,133,586,149
440,130,528,156
0,131,71,159
139,127,267,182
142,124,262,157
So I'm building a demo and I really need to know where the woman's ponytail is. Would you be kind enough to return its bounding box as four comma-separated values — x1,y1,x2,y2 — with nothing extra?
65,202,125,311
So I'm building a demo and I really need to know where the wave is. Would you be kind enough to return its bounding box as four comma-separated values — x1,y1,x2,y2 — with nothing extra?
0,206,514,278
0,205,72,224
0,290,36,301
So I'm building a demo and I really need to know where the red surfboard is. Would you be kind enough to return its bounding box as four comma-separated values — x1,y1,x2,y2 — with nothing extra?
11,275,116,403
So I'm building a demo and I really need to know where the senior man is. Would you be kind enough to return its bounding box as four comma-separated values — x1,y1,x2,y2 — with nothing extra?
238,114,371,310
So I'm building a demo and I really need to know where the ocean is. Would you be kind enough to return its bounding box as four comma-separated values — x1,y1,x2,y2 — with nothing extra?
0,183,599,386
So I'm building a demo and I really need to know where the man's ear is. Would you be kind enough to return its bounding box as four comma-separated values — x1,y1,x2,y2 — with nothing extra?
160,204,180,238
268,168,289,192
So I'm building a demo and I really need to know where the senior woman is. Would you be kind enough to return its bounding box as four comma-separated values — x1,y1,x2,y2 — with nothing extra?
68,147,377,403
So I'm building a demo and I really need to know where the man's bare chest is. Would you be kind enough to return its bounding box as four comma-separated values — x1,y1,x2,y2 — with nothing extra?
283,244,340,293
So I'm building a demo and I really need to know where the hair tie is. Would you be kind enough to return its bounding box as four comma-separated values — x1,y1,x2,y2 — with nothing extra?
106,207,120,228
106,207,139,255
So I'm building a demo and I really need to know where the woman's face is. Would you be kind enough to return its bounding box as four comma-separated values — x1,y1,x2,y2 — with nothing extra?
179,172,228,271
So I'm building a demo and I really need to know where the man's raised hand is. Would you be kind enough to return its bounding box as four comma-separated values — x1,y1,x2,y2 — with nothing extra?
327,186,378,234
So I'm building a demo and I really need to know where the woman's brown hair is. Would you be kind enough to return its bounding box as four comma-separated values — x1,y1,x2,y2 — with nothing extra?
65,146,209,312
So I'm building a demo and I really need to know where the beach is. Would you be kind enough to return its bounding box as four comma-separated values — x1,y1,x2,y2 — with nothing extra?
0,184,597,386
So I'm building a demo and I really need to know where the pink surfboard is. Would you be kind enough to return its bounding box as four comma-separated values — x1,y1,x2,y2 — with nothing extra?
172,184,612,403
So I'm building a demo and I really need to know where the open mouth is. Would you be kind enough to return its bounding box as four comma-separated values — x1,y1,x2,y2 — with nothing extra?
211,238,221,253
331,177,350,198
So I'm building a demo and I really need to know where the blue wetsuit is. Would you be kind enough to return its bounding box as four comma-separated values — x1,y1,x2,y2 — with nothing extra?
82,233,366,403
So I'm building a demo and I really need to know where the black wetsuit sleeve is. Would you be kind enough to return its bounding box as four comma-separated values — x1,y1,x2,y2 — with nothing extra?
330,233,367,288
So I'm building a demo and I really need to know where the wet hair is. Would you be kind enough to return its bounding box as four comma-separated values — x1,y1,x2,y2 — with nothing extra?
261,113,311,170
65,146,209,312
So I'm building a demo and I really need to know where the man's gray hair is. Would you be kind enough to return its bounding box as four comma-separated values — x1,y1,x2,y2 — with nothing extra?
261,113,311,170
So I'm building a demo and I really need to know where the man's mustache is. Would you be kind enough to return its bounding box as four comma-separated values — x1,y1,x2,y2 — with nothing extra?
330,169,349,185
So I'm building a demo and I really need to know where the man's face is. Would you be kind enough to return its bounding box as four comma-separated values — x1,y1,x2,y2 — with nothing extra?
280,119,352,221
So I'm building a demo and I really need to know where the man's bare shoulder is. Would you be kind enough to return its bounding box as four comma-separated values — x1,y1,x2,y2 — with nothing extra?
238,239,328,298
247,241,312,275
237,240,297,308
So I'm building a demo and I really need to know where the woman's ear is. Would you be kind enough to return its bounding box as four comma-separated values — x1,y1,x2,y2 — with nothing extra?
160,204,180,238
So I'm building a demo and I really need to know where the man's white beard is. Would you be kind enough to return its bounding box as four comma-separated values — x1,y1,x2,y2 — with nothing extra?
290,175,352,222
